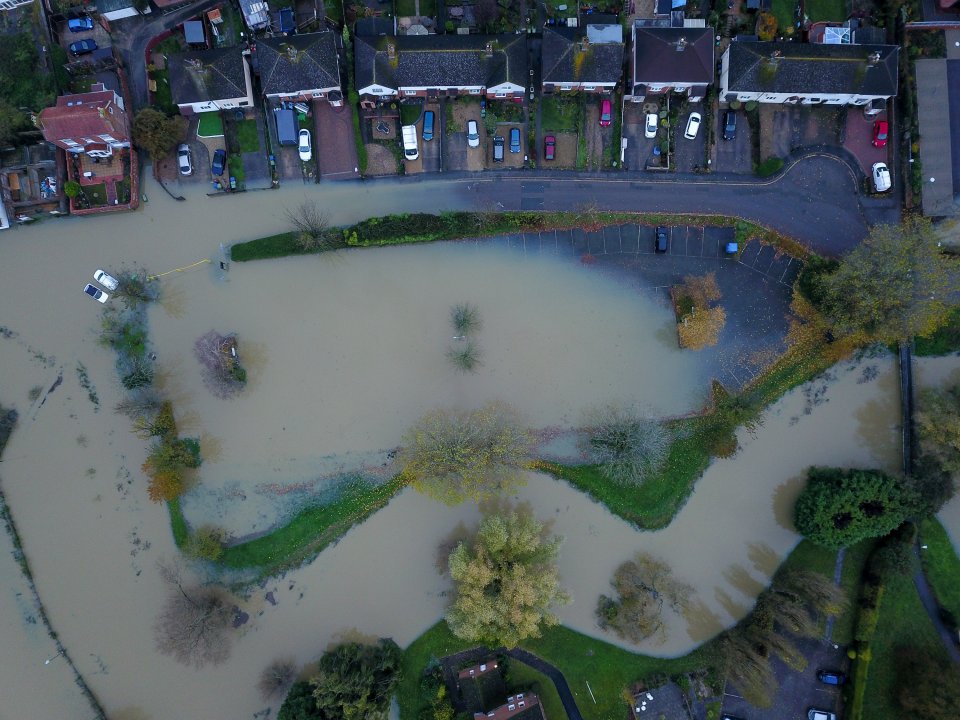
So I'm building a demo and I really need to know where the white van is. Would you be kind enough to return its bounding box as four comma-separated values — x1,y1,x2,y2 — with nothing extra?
401,124,419,161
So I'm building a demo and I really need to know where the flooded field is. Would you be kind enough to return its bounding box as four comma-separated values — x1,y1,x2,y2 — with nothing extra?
0,173,906,720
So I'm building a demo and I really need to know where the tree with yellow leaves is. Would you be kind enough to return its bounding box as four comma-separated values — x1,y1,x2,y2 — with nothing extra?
399,401,532,505
446,510,569,648
673,272,727,350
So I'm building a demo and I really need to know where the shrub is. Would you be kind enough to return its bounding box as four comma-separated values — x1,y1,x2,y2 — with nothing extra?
755,156,784,178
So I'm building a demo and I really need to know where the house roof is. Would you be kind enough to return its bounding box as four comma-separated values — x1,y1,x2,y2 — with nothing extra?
257,32,340,94
38,85,127,143
726,42,900,96
168,47,250,104
355,34,528,90
542,26,624,85
183,20,205,45
96,0,134,13
632,26,714,84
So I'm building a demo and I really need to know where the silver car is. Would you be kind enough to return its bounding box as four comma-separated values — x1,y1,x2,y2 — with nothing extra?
94,269,118,291
467,119,480,148
177,144,192,175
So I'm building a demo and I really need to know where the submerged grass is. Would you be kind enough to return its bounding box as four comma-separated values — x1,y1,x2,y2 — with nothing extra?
919,517,960,624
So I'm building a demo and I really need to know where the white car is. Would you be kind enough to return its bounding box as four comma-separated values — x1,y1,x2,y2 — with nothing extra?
177,143,192,175
467,119,480,148
298,129,312,162
645,113,659,139
684,112,702,140
871,162,891,192
94,269,119,291
83,284,109,303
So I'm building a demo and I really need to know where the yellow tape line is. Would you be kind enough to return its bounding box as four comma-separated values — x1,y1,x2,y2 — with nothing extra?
148,258,211,280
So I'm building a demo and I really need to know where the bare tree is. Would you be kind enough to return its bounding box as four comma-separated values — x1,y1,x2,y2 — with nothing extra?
114,389,162,418
258,658,298,701
286,201,337,252
194,330,247,398
583,404,671,485
154,560,233,668
114,267,159,308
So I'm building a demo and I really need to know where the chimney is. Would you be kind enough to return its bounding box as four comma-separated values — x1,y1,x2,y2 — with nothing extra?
769,50,782,60
580,37,589,52
866,51,881,65
676,36,687,52
484,42,493,57
387,42,396,60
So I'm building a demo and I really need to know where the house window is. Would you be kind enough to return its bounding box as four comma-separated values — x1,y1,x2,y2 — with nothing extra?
62,138,79,146
404,90,417,96
312,92,323,98
584,85,595,91
100,134,117,143
649,85,663,92
469,88,482,94
239,100,249,106
561,85,572,91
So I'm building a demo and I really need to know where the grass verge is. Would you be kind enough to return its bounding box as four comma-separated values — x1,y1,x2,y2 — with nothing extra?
197,112,224,138
236,119,260,153
861,558,950,720
914,305,960,356
919,517,960,624
834,538,877,645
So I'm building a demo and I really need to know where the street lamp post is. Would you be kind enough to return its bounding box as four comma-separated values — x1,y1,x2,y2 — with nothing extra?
44,649,65,665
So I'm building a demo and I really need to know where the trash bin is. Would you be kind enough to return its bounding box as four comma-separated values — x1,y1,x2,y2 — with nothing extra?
725,242,739,254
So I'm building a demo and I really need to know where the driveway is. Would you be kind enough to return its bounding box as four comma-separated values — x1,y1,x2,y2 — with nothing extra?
420,102,443,173
714,108,754,173
844,110,890,177
673,109,708,172
314,101,359,181
445,100,485,172
622,103,660,172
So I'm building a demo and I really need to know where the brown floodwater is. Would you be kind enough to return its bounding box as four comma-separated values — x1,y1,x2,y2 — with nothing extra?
0,174,904,719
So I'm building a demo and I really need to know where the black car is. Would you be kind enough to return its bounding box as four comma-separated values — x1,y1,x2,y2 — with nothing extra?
211,148,226,176
493,135,504,163
723,110,737,140
509,127,521,153
69,39,98,56
655,226,668,253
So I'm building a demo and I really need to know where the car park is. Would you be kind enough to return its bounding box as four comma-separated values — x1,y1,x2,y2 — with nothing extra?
544,135,555,161
872,162,891,192
177,144,192,175
422,111,435,141
509,127,521,153
493,135,504,162
645,113,659,139
655,226,668,253
684,112,702,140
467,120,480,148
807,709,836,720
872,120,888,148
94,269,118,291
211,148,226,176
83,284,108,303
69,39,97,56
298,129,312,161
599,98,612,127
723,110,737,140
817,670,846,685
68,16,94,32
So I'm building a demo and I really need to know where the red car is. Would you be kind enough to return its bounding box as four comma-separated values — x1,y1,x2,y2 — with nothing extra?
599,98,612,127
544,135,556,161
872,120,888,148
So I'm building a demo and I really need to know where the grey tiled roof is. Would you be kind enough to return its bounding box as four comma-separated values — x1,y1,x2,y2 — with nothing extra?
169,47,249,104
542,26,624,85
258,32,340,95
726,42,899,96
632,26,714,84
355,34,528,90
96,0,134,14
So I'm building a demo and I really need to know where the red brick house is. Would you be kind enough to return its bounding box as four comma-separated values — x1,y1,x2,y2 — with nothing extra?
38,83,130,159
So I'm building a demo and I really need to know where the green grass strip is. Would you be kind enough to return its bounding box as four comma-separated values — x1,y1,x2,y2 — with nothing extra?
218,477,405,575
167,496,189,548
920,517,960,623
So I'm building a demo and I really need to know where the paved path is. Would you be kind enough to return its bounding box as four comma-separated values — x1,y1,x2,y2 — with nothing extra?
507,648,585,720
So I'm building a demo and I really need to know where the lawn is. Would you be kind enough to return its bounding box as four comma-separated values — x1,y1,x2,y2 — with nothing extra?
770,0,794,34
400,103,421,126
915,305,960,356
834,538,877,645
198,112,224,138
861,558,952,720
920,518,960,624
236,119,260,153
150,68,176,116
227,154,245,185
395,0,416,16
82,182,107,206
505,659,569,720
804,0,847,21
540,96,580,133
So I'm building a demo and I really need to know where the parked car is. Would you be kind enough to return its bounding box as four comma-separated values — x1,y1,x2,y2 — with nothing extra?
655,226,668,253
422,110,435,141
872,119,889,148
177,144,192,175
211,148,226,176
94,269,119,291
684,112,702,140
721,716,747,720
872,162,891,192
817,670,846,686
599,98,612,127
493,135,504,162
83,284,108,303
69,39,97,56
645,113,659,139
68,16,94,32
401,124,419,160
807,710,836,720
723,110,737,140
544,135,556,161
509,127,521,153
298,129,312,161
467,119,480,148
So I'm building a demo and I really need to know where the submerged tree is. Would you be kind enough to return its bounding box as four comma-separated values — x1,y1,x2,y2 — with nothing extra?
445,340,483,373
673,273,726,350
446,509,569,648
584,404,671,485
450,303,482,336
311,639,403,720
916,383,960,478
259,658,298,701
399,401,532,504
194,330,247,398
286,201,336,253
596,553,693,643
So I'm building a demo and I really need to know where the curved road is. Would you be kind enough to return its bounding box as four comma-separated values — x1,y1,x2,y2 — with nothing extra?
507,649,584,720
